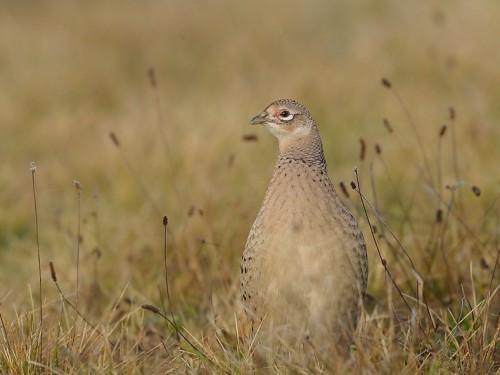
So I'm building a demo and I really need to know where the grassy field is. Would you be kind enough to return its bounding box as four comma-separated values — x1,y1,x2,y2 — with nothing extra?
0,1,499,373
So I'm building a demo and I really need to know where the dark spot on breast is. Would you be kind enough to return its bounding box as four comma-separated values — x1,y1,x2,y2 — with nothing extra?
292,222,303,233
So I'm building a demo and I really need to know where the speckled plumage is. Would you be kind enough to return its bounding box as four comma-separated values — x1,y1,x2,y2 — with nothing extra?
241,99,368,351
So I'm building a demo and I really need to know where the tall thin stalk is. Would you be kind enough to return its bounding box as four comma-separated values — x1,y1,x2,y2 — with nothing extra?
30,161,43,361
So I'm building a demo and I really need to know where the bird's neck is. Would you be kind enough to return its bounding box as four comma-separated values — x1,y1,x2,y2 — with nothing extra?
277,126,327,168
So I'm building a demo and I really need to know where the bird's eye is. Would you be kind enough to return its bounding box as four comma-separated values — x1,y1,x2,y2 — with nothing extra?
278,110,294,121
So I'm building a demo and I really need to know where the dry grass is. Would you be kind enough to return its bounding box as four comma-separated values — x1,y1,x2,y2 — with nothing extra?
1,1,499,373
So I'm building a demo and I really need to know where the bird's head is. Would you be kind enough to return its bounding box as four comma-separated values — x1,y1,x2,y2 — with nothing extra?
249,99,316,143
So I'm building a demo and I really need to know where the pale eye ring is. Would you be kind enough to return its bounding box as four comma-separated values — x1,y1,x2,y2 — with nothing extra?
278,110,294,121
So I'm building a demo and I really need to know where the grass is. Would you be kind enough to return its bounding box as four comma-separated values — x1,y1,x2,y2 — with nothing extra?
0,1,499,373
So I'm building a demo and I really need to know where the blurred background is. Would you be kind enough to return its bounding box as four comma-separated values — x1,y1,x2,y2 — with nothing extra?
0,0,498,366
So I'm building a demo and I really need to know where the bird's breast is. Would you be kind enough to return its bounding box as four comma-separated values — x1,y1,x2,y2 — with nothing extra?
254,160,343,237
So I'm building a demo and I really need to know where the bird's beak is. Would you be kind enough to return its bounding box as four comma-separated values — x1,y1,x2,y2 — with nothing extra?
249,112,268,125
